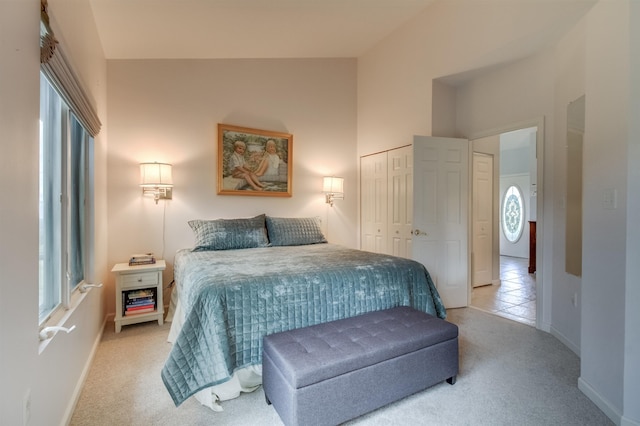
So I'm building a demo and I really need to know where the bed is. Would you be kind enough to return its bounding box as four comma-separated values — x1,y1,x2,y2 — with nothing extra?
161,215,446,410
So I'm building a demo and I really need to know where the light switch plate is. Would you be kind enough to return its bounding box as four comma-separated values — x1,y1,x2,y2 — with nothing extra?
603,188,617,210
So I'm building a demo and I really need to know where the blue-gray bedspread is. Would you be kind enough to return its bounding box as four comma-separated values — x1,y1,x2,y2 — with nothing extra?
161,243,446,406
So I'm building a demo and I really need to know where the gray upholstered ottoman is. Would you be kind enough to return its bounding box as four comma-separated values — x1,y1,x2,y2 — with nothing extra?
262,306,459,426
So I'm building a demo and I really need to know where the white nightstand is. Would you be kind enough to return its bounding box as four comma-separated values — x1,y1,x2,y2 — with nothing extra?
111,260,166,333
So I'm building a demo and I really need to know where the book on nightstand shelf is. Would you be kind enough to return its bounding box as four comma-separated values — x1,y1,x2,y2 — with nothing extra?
129,253,156,266
123,288,157,315
125,306,155,316
127,297,154,305
126,289,155,299
124,305,155,315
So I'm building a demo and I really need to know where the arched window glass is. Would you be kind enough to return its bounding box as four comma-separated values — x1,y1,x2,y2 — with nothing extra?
502,185,525,243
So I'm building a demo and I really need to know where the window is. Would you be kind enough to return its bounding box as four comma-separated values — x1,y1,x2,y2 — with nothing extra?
39,72,94,324
501,185,525,243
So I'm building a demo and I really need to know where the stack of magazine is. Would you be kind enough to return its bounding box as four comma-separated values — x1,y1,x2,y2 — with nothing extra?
129,253,156,266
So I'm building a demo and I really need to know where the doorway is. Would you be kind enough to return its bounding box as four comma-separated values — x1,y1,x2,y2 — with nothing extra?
470,125,539,327
471,256,536,326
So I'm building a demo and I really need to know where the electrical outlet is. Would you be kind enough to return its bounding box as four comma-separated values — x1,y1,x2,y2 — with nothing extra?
572,293,578,308
23,388,31,426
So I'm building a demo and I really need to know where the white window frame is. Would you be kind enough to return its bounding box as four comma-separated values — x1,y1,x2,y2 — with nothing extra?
39,72,95,328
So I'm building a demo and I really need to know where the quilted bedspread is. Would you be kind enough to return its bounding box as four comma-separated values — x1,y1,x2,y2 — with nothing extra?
161,243,446,406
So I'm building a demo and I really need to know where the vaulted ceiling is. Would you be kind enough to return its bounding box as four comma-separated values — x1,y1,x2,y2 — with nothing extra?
88,0,436,59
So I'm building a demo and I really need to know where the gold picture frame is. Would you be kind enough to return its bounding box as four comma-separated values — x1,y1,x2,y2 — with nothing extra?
217,123,293,197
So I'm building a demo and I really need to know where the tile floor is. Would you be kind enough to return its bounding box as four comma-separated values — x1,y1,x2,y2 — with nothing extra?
470,255,536,327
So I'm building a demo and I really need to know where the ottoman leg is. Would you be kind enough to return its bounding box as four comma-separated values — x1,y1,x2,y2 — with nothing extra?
447,375,457,385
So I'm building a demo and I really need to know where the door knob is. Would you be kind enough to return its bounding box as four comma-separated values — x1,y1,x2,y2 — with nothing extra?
412,229,428,236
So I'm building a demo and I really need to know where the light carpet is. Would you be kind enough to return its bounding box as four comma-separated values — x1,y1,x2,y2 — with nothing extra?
69,308,613,425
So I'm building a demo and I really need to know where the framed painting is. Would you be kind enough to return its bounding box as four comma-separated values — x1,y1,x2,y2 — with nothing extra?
217,123,293,197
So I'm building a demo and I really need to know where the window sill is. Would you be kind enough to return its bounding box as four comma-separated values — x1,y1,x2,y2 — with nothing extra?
38,287,89,354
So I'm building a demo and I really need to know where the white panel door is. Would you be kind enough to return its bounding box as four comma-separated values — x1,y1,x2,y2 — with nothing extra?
473,153,494,287
360,152,387,253
387,146,413,258
412,136,470,308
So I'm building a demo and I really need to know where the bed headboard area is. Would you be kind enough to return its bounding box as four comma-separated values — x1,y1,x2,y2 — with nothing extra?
187,214,327,251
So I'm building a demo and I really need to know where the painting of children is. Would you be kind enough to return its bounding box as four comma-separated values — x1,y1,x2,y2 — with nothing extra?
218,124,292,197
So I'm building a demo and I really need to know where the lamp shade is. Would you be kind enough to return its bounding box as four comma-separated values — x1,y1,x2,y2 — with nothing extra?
323,176,344,195
140,162,173,188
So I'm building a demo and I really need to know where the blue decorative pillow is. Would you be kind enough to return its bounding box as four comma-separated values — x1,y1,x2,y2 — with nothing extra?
189,214,269,251
266,216,327,246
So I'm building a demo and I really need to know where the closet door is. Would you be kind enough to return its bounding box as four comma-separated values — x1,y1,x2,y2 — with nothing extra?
360,152,387,253
387,146,413,259
472,152,494,286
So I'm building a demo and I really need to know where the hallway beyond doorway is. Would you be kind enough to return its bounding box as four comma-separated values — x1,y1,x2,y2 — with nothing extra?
471,256,536,326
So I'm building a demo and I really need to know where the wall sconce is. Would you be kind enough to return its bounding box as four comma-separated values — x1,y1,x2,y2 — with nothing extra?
323,176,344,207
140,162,173,204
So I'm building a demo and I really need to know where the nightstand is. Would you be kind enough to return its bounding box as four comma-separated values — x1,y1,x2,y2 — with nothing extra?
111,260,166,333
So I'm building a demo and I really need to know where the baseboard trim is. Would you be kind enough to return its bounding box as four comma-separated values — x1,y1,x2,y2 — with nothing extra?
62,315,108,426
549,325,580,356
538,319,551,333
578,376,622,425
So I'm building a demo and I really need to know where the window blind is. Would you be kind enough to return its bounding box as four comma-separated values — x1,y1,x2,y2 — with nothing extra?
40,0,101,137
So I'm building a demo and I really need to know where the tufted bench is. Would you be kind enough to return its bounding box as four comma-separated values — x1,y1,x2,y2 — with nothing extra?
262,306,459,426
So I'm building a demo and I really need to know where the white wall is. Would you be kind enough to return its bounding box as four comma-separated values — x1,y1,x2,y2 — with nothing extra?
550,16,587,358
357,0,595,156
0,2,40,424
624,2,640,423
358,0,638,423
0,1,108,425
579,0,631,420
106,58,358,316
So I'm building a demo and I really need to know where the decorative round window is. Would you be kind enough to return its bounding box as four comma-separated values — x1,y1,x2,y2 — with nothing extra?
502,185,525,243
